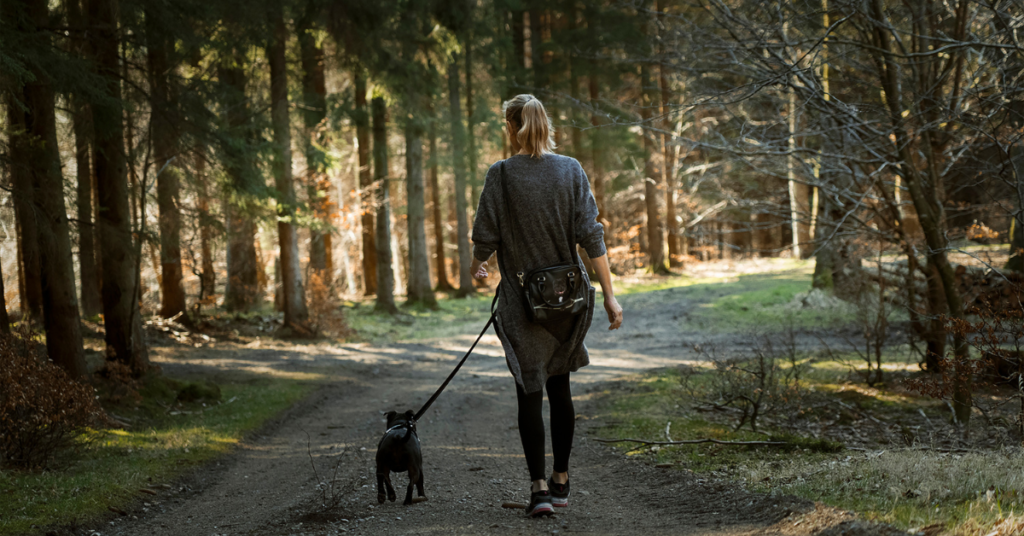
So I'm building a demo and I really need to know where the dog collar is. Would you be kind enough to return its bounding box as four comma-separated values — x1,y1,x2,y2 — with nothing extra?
377,421,417,449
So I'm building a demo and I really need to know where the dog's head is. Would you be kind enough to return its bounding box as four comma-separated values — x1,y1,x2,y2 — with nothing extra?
385,409,415,429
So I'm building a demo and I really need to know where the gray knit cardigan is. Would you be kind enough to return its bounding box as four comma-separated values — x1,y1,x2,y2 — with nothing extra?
471,154,607,394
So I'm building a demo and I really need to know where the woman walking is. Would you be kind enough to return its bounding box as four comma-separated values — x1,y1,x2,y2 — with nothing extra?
470,94,624,517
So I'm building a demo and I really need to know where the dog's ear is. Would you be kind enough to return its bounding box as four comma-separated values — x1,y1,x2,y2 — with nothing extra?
385,410,397,422
404,409,415,419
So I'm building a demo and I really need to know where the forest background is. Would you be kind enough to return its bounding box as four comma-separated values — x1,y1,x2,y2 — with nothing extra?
1,0,1023,532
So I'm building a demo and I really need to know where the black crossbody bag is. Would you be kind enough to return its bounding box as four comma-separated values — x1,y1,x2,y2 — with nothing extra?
499,160,590,324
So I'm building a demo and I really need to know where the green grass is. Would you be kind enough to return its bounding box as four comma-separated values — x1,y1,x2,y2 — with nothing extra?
0,376,315,535
591,365,1024,535
345,292,495,342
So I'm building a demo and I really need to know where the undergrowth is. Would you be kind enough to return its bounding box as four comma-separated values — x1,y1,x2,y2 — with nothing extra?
0,375,314,535
591,364,1024,535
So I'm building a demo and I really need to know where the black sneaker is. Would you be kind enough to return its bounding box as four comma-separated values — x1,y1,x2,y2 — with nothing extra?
547,478,570,507
525,490,554,517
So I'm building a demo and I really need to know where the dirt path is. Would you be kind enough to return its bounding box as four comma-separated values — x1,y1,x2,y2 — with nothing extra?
101,281,896,536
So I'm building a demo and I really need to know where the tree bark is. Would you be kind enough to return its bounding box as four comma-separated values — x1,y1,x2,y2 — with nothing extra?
268,3,310,329
86,0,148,374
67,0,102,319
428,103,454,291
511,8,526,96
6,95,44,325
658,1,680,266
786,87,812,259
448,58,476,296
146,9,187,320
196,151,216,306
641,63,668,273
219,37,260,312
5,0,86,376
298,8,331,280
405,118,436,306
465,39,480,214
372,97,398,314
354,71,377,295
588,72,607,231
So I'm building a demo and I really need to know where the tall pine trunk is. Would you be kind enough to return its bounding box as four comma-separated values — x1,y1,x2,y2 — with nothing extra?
404,54,436,307
72,96,102,317
372,97,398,314
428,103,454,291
86,0,148,374
196,151,216,305
658,0,680,266
465,40,479,213
146,11,187,320
5,0,86,376
6,93,44,324
268,4,309,329
354,71,377,295
299,10,331,280
588,72,607,231
641,63,668,273
219,39,260,312
448,58,475,296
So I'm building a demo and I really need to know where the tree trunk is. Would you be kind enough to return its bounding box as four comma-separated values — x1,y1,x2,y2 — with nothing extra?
511,8,526,96
5,0,85,376
196,151,216,307
657,0,680,267
219,40,260,312
404,79,437,306
465,39,480,213
86,0,148,374
529,9,546,89
268,4,309,329
146,10,187,320
588,73,606,230
429,103,454,291
299,9,331,280
354,71,377,295
448,58,476,296
72,96,102,318
786,87,812,259
867,0,970,425
640,63,668,273
372,97,398,314
6,95,44,325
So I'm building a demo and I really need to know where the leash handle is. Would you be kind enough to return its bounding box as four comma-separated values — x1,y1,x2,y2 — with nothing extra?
412,290,500,422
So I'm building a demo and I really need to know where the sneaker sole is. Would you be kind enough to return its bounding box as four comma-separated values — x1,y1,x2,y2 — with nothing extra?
551,497,568,507
527,504,554,517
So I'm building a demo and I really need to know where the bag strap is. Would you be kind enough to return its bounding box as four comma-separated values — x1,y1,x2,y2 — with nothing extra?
498,160,581,285
412,291,500,422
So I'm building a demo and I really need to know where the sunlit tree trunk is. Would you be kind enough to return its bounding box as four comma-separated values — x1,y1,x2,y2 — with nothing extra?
196,152,216,305
641,62,668,274
219,36,260,312
299,9,331,281
6,94,44,325
146,9,187,320
354,71,377,295
448,57,475,296
268,3,309,329
428,103,454,291
372,97,398,314
87,0,148,374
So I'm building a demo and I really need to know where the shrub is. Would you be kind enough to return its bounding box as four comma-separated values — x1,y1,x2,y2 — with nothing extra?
307,272,351,338
0,335,105,469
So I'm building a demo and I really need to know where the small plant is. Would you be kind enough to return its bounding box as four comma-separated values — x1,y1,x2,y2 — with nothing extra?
0,334,105,469
307,271,351,338
681,334,807,433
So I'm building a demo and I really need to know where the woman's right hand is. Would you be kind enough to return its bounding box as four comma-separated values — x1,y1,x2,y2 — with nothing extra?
604,295,623,330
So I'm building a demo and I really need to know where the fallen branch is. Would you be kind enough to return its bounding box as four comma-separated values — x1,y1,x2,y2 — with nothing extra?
593,437,788,447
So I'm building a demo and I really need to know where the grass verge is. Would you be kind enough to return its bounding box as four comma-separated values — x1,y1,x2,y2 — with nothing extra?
0,376,315,535
589,366,1024,535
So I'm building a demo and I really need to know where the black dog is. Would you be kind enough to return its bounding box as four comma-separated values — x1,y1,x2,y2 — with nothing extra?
375,410,425,505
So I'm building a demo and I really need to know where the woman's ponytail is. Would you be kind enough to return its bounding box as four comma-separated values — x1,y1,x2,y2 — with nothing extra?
502,94,556,158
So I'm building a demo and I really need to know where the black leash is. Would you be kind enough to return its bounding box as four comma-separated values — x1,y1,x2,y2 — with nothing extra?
412,290,500,422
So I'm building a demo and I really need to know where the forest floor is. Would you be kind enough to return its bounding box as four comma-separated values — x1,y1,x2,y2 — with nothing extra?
21,254,1021,536
23,258,909,536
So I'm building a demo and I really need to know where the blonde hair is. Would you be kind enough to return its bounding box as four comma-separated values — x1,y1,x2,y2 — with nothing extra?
502,94,556,158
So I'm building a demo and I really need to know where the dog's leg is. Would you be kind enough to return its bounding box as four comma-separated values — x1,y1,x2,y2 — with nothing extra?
376,470,386,504
403,467,419,505
384,472,397,502
416,469,425,498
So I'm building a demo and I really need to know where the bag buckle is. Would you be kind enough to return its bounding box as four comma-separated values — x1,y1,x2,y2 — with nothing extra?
517,272,525,286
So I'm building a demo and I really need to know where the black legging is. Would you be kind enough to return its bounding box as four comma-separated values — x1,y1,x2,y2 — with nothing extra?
516,373,575,482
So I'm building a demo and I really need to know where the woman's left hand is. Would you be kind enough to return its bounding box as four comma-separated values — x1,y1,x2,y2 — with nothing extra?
471,258,489,280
